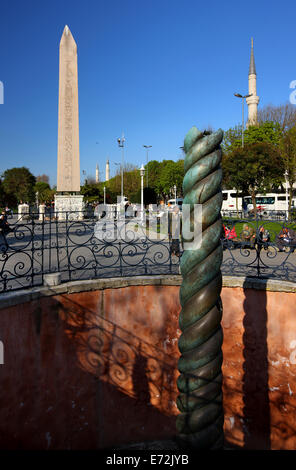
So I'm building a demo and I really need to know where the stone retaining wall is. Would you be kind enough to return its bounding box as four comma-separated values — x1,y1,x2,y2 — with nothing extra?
0,275,295,450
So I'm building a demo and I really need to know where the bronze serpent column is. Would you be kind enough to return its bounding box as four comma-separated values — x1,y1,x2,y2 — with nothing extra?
176,126,224,449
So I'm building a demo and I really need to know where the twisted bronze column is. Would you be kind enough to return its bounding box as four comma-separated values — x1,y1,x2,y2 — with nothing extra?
176,126,224,449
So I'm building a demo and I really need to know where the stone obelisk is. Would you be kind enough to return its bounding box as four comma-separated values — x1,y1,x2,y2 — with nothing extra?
55,25,84,220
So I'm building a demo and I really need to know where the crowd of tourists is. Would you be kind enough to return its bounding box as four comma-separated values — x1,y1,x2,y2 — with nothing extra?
222,223,296,253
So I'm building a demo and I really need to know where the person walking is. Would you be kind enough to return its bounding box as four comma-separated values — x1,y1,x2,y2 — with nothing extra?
168,206,181,258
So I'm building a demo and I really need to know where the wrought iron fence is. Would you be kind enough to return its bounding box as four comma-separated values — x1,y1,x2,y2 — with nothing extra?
0,211,180,292
221,210,296,281
0,210,296,293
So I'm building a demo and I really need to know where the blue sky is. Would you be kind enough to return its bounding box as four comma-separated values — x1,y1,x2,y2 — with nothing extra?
0,0,295,186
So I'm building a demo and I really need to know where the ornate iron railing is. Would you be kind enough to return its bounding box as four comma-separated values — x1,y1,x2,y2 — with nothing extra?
0,211,179,292
0,210,296,292
221,210,296,281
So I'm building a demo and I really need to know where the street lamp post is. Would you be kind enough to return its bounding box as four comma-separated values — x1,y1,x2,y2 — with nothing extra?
140,164,145,222
103,186,106,205
143,145,152,187
173,184,177,202
114,162,122,204
234,93,253,148
284,169,289,219
117,133,125,202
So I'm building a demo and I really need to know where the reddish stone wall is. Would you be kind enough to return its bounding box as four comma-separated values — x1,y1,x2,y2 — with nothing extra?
222,287,296,450
0,283,295,449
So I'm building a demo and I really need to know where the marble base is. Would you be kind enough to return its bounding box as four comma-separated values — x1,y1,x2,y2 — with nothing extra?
54,194,84,220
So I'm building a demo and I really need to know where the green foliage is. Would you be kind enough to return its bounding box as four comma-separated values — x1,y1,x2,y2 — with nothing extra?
129,187,157,204
34,181,55,203
80,183,101,203
222,142,285,214
103,159,184,203
279,125,296,209
150,159,184,199
223,122,282,154
2,167,36,204
34,181,50,192
221,125,242,152
0,180,7,207
244,121,281,146
145,160,163,190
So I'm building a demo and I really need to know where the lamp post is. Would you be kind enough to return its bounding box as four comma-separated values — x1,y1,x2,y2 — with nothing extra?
173,184,177,202
114,162,122,204
103,186,106,205
284,169,289,219
143,145,152,187
140,164,145,222
117,133,125,203
234,93,252,148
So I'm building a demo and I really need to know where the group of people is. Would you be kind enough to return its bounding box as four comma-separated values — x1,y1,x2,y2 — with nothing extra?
223,223,296,252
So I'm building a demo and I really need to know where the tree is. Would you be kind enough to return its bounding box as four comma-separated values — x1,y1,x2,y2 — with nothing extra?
102,159,185,203
258,103,296,131
129,187,158,205
157,160,184,198
222,142,285,216
2,167,36,204
86,176,96,185
36,174,49,184
80,182,101,204
244,121,281,146
221,125,242,153
104,169,140,201
222,121,281,154
0,179,7,207
279,126,296,211
34,181,55,204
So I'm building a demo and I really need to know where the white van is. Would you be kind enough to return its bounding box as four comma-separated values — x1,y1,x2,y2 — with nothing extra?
166,198,183,210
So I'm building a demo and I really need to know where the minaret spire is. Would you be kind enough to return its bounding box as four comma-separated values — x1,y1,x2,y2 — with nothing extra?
105,158,110,182
96,163,99,183
249,37,256,75
246,37,259,127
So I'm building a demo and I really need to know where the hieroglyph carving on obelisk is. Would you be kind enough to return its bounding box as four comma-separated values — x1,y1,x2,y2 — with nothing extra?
57,25,80,192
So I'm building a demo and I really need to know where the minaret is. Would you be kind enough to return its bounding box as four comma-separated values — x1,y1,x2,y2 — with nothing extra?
246,37,259,127
96,163,99,183
105,159,110,182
